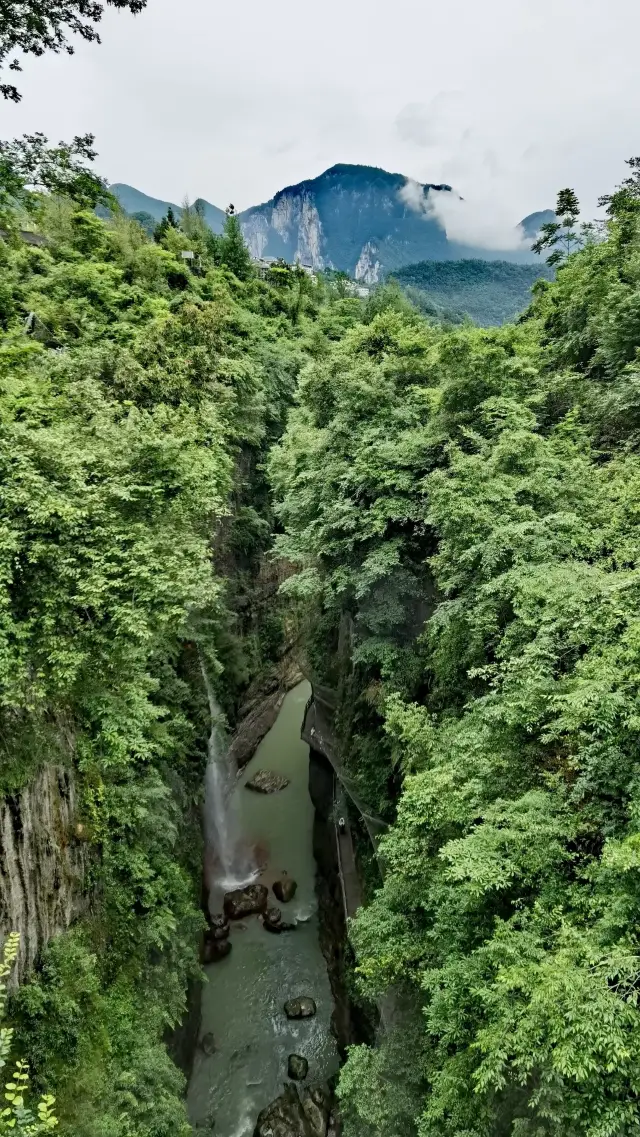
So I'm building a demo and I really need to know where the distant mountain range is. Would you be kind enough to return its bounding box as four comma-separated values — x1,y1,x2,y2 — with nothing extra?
110,164,553,282
109,184,226,233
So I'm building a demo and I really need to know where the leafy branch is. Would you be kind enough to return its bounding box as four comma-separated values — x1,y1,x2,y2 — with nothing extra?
0,936,57,1137
0,0,147,101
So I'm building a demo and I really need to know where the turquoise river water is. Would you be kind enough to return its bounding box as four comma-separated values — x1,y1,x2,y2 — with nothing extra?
187,681,339,1136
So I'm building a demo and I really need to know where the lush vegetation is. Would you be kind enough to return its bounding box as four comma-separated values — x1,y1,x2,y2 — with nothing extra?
392,259,554,326
5,72,640,1137
0,139,354,1137
270,167,640,1135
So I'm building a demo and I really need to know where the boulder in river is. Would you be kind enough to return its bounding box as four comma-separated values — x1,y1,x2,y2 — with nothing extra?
301,1086,331,1137
263,905,283,933
284,996,317,1019
208,913,230,940
245,770,290,794
203,936,232,964
224,883,268,919
254,1083,329,1137
273,878,298,903
199,1031,216,1056
288,1054,309,1080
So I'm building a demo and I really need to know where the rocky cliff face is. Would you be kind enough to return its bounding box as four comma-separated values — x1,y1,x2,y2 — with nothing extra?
0,766,87,983
238,163,544,279
354,241,381,285
239,164,457,277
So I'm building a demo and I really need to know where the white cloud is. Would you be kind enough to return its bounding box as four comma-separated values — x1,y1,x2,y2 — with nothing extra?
426,190,528,251
2,0,640,219
397,178,429,213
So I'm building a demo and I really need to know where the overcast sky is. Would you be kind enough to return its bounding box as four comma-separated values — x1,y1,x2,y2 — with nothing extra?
2,0,639,239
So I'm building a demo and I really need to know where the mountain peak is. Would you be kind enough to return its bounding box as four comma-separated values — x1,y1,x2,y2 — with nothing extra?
110,168,548,284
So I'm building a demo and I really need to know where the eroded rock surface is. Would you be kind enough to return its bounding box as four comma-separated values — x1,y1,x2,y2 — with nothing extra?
0,764,87,983
208,913,230,940
284,996,317,1019
246,770,290,794
288,1054,309,1080
254,1083,331,1137
224,883,268,919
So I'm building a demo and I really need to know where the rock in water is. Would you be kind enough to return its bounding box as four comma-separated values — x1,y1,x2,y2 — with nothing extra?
284,996,317,1019
301,1086,331,1137
224,883,268,919
254,1083,327,1137
199,1031,216,1056
288,1054,309,1080
327,1110,342,1137
264,905,283,933
208,913,230,940
245,770,290,794
273,878,298,903
203,936,232,964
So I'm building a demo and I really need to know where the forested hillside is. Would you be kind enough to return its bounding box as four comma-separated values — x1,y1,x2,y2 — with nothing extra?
6,115,640,1137
0,141,354,1137
392,258,554,325
270,165,640,1136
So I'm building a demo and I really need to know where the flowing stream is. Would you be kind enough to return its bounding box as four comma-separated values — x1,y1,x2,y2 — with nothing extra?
188,681,339,1136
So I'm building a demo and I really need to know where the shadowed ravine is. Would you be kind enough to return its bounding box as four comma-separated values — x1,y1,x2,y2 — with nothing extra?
187,681,339,1136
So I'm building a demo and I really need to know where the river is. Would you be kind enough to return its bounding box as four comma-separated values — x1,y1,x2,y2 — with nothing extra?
187,681,339,1136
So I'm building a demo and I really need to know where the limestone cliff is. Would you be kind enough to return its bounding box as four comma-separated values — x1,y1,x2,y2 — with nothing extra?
354,241,381,284
238,164,458,277
0,766,87,983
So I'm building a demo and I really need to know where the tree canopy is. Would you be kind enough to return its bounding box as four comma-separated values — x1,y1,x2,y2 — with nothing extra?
270,160,640,1137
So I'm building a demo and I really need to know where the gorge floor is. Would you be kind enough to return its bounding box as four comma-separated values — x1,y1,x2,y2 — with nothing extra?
187,682,339,1136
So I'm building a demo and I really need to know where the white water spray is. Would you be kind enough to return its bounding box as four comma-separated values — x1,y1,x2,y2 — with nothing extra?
201,662,256,890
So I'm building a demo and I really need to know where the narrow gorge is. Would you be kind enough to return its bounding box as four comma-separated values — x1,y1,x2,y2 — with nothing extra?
189,681,341,1136
3,132,640,1137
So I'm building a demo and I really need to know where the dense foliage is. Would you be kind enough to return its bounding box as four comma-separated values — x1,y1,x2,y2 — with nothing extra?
391,259,553,326
0,157,343,1136
271,167,640,1136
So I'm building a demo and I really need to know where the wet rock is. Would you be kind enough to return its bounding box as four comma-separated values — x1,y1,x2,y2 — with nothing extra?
199,1031,216,1056
224,883,268,919
208,914,230,941
301,1086,330,1137
263,905,283,933
284,996,317,1019
253,1084,311,1137
273,878,298,904
327,1110,342,1137
245,770,290,794
203,937,231,964
288,1054,309,1080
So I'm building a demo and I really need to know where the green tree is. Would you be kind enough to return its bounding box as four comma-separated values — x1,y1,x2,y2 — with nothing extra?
0,133,110,225
0,0,148,102
271,157,640,1136
219,205,253,280
153,204,179,242
533,186,583,265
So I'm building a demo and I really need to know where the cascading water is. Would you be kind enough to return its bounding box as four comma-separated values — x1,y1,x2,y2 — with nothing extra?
201,662,256,890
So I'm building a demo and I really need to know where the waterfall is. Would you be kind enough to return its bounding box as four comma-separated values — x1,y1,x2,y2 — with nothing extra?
201,662,256,890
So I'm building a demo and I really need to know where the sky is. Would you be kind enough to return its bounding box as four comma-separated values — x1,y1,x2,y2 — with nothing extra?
2,0,639,247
